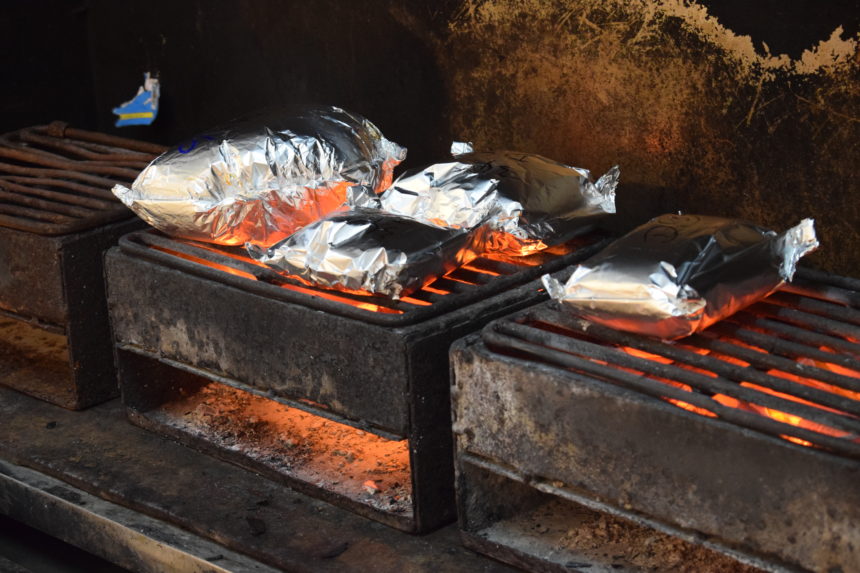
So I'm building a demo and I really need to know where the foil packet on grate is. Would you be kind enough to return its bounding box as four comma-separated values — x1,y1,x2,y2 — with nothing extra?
379,142,619,255
542,214,819,340
246,209,490,299
112,105,406,246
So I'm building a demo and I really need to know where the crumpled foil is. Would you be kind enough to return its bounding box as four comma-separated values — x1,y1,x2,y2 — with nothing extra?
542,214,819,340
112,105,406,246
246,209,490,299
379,142,618,255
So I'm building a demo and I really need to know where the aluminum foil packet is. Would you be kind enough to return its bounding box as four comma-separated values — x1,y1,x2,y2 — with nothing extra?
542,214,819,340
246,209,489,299
112,105,406,246
379,142,619,255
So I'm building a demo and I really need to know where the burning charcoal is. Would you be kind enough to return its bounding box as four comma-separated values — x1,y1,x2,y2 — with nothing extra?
363,480,380,494
380,142,618,255
246,209,490,299
543,214,818,340
112,105,405,247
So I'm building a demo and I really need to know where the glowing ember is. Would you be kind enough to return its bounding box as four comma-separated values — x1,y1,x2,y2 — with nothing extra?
613,336,860,449
486,231,548,257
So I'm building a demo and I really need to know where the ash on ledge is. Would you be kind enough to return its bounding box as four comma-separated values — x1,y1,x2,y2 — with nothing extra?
452,267,860,572
0,122,164,409
106,227,610,533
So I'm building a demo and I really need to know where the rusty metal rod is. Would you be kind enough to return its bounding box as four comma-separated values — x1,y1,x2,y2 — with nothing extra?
0,203,76,223
18,130,154,163
0,189,94,218
0,176,116,201
0,162,126,188
0,147,141,179
497,316,860,436
482,325,860,460
40,122,167,155
0,179,115,210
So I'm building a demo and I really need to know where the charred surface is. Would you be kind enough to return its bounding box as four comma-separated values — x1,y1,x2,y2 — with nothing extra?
0,387,516,573
451,271,860,572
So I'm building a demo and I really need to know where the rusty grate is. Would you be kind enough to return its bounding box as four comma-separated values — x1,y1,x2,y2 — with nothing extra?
120,229,611,326
483,267,860,459
0,121,165,235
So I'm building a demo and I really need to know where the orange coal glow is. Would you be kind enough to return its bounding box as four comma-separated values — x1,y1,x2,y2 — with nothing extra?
154,237,532,314
155,381,413,514
613,341,860,449
482,233,580,266
151,246,258,280
485,231,548,257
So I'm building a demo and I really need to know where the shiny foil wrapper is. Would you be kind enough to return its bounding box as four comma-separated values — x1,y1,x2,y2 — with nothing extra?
542,215,819,340
112,105,406,246
379,142,618,255
246,209,489,299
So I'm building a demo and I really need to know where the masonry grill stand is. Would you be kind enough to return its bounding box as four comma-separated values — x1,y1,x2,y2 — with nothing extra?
0,122,164,408
451,267,860,572
105,227,610,533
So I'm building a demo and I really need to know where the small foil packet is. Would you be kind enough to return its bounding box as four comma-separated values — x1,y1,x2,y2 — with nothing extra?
542,214,819,340
246,209,489,299
379,142,618,255
113,105,406,246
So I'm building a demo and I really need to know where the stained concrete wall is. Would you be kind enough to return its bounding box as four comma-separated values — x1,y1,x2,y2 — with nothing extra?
431,0,858,274
2,0,857,274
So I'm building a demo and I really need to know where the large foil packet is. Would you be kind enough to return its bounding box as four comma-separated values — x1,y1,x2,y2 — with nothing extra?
542,214,819,340
112,105,406,246
246,209,489,299
379,142,619,255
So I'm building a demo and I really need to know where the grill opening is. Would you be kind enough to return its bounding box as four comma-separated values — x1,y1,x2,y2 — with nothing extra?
118,348,414,521
457,458,764,573
483,268,860,459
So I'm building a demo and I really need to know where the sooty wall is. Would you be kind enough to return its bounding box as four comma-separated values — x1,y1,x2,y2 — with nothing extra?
2,0,857,274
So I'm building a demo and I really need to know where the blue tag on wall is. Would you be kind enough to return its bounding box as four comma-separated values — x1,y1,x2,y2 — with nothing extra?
113,73,160,127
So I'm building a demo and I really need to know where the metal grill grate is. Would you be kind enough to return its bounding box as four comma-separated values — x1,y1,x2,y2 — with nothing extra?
483,268,860,459
0,122,165,235
119,229,611,326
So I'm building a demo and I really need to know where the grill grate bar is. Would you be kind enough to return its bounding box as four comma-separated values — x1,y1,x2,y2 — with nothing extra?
498,314,860,436
0,161,125,189
0,178,116,210
709,320,860,373
0,188,95,218
766,291,860,327
728,312,860,359
693,332,860,399
122,230,611,326
0,203,76,223
18,130,153,166
45,123,166,155
747,300,860,342
0,175,116,201
482,324,860,460
528,308,860,415
0,145,143,179
0,123,165,234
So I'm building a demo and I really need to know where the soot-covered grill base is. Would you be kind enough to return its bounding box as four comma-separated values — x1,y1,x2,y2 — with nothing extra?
105,229,608,533
0,123,164,408
451,268,860,572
